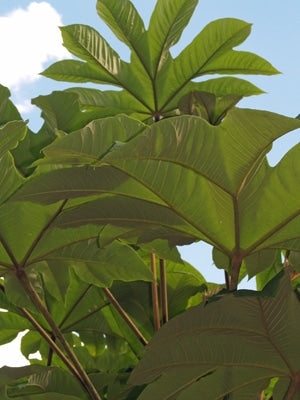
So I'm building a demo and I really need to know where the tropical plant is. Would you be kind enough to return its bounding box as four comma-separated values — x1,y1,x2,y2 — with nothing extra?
0,0,299,399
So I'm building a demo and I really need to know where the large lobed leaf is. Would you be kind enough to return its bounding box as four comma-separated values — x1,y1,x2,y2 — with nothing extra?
130,272,300,399
42,1,278,119
11,109,300,259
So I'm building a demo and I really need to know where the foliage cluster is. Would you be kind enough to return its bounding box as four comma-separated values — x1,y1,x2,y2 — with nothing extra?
0,0,299,399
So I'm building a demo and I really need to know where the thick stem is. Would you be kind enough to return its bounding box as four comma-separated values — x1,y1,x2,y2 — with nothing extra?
229,253,243,291
283,250,291,268
17,270,103,400
159,259,168,324
150,253,161,331
284,375,300,400
102,288,148,346
224,271,231,290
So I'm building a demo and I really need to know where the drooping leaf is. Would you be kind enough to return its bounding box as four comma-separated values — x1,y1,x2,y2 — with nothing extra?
0,311,32,345
0,153,25,205
4,367,89,400
0,365,47,387
0,85,22,124
65,87,150,119
130,272,300,399
32,91,103,133
0,121,27,159
36,115,146,166
45,240,153,288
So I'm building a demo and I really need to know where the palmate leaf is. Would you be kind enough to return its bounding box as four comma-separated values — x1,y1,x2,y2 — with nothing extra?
156,18,278,110
101,109,300,255
12,109,300,268
43,1,278,120
130,273,300,399
59,24,154,109
0,199,153,289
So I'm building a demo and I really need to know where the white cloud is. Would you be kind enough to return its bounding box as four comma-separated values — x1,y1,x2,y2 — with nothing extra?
15,99,35,114
0,2,70,89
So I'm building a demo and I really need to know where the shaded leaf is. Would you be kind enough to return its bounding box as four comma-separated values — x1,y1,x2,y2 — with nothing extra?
0,121,27,159
130,273,300,399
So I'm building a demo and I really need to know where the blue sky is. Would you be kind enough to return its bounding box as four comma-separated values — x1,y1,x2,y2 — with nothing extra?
0,0,299,365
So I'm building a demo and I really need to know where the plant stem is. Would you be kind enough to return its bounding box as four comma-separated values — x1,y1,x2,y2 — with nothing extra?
284,375,300,400
20,308,82,381
46,333,56,366
159,259,168,324
150,253,161,331
229,253,243,291
102,288,148,346
17,270,103,400
224,271,231,290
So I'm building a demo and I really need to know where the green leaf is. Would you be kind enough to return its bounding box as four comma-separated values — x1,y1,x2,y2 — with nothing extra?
21,330,42,359
255,250,283,291
11,166,164,207
0,311,31,345
102,109,300,254
130,273,300,399
60,25,119,84
0,202,62,263
37,115,146,166
147,0,198,75
0,85,22,124
59,25,153,109
0,121,27,159
32,91,103,133
0,153,25,205
96,0,150,73
65,87,150,119
44,240,153,288
42,59,118,84
69,242,153,287
200,50,281,76
0,365,46,387
244,249,279,279
4,367,89,399
25,367,89,399
156,18,278,109
178,91,242,124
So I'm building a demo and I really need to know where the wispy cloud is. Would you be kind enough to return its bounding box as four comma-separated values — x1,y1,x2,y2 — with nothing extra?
15,99,35,114
0,2,70,89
